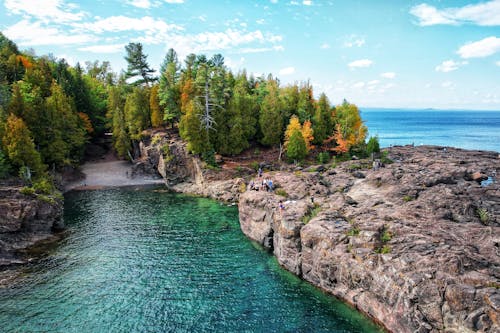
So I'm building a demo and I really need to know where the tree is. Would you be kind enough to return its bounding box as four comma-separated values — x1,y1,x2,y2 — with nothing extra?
124,87,150,140
124,42,155,86
259,78,283,146
301,120,314,152
107,85,130,158
159,48,181,127
313,93,332,144
149,84,163,127
179,99,209,154
2,114,45,178
367,136,380,157
286,129,307,162
329,100,367,153
284,115,302,150
297,81,315,122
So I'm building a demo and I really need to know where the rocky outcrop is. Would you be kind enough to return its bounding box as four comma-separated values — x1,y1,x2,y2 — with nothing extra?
0,185,63,266
239,146,499,333
135,129,244,202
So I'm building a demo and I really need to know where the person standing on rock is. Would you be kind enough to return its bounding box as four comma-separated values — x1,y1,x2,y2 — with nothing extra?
258,167,263,178
278,200,285,217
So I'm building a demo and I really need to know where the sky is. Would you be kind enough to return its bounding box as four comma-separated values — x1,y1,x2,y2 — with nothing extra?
1,0,499,110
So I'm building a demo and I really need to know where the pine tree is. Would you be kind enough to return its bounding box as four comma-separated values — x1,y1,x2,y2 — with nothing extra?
124,87,151,140
297,81,315,122
108,86,131,158
159,48,181,127
259,79,283,146
124,42,156,86
179,100,208,154
313,93,332,145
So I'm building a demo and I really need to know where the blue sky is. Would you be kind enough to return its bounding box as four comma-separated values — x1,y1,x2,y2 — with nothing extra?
1,0,499,110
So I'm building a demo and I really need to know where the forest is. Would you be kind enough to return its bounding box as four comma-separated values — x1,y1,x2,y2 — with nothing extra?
0,31,374,185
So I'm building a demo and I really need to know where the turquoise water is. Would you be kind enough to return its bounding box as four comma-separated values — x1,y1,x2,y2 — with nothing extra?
0,188,382,332
362,109,500,152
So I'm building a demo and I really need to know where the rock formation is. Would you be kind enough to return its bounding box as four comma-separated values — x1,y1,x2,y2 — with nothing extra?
239,146,499,333
0,185,63,267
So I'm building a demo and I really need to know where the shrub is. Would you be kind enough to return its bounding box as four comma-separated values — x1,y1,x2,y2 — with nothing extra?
403,195,414,202
376,245,391,254
161,144,173,162
302,204,321,224
275,188,288,197
346,226,360,236
477,208,489,225
366,136,380,156
20,186,35,195
202,149,217,167
33,178,54,194
317,152,330,164
151,134,162,145
381,151,393,164
381,229,392,243
239,182,247,193
250,161,259,171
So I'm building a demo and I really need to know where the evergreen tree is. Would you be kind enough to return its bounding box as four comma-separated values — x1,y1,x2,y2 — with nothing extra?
312,93,332,144
286,129,307,162
297,81,315,122
124,87,150,140
107,85,130,158
124,42,156,86
159,48,181,127
7,83,24,117
179,100,209,154
259,78,283,146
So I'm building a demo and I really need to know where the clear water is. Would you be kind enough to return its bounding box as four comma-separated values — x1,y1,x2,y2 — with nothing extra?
362,109,500,152
0,188,382,333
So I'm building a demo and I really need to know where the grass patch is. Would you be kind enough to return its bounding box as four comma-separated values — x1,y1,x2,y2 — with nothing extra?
346,226,360,236
302,204,321,224
380,151,393,164
375,245,391,254
348,163,362,171
477,208,490,225
275,188,288,197
403,195,414,202
20,186,35,195
151,134,162,145
381,229,393,243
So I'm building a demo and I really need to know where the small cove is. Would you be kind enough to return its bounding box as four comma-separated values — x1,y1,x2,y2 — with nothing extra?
0,187,382,332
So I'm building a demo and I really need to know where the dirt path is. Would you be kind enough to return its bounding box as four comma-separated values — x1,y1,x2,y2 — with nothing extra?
64,160,164,192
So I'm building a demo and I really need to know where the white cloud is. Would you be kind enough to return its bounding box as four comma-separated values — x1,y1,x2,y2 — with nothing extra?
348,59,373,69
279,66,295,75
164,0,184,3
435,59,468,72
496,60,500,66
256,19,265,25
225,57,246,70
352,82,365,88
410,1,500,26
127,0,153,8
320,43,330,49
238,45,284,53
457,36,500,58
78,44,125,53
4,0,85,23
380,72,396,79
344,36,365,48
4,19,93,46
270,0,278,3
368,80,380,85
302,0,312,5
74,15,183,34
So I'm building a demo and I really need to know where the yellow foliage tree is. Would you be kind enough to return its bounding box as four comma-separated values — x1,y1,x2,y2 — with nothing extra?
301,120,314,151
284,115,302,150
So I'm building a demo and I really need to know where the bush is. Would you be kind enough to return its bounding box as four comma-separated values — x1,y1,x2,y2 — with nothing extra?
275,188,288,197
381,229,392,243
317,152,330,164
403,195,414,202
380,151,393,164
202,149,217,167
346,226,360,236
301,204,321,224
250,161,259,171
20,186,35,195
33,178,54,194
376,245,391,254
477,208,490,225
366,136,380,156
151,134,162,145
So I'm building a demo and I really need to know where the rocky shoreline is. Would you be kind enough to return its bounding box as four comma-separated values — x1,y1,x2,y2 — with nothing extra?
137,131,499,333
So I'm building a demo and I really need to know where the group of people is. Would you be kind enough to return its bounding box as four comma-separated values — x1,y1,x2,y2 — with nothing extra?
249,178,274,192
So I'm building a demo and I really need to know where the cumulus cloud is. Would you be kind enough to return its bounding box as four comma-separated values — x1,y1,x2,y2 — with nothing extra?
457,36,500,58
78,44,125,53
348,59,373,69
279,67,295,75
4,0,85,23
126,0,154,8
320,43,330,49
352,82,365,88
410,0,500,26
496,60,500,66
74,15,183,34
435,59,468,72
164,0,184,3
380,72,396,79
441,81,454,88
3,19,93,46
302,0,312,5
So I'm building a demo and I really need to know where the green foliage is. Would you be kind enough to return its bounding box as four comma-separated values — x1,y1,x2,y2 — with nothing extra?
160,144,173,162
32,178,54,194
250,161,260,171
124,42,156,86
201,149,217,167
375,245,391,254
313,93,332,144
0,148,12,178
317,152,330,164
380,151,393,164
366,136,380,155
286,129,307,162
403,195,414,202
159,48,181,127
380,229,392,243
302,204,321,224
20,186,35,195
275,188,288,197
149,84,163,127
346,226,360,236
124,86,150,140
476,208,490,225
151,134,162,145
259,79,283,146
